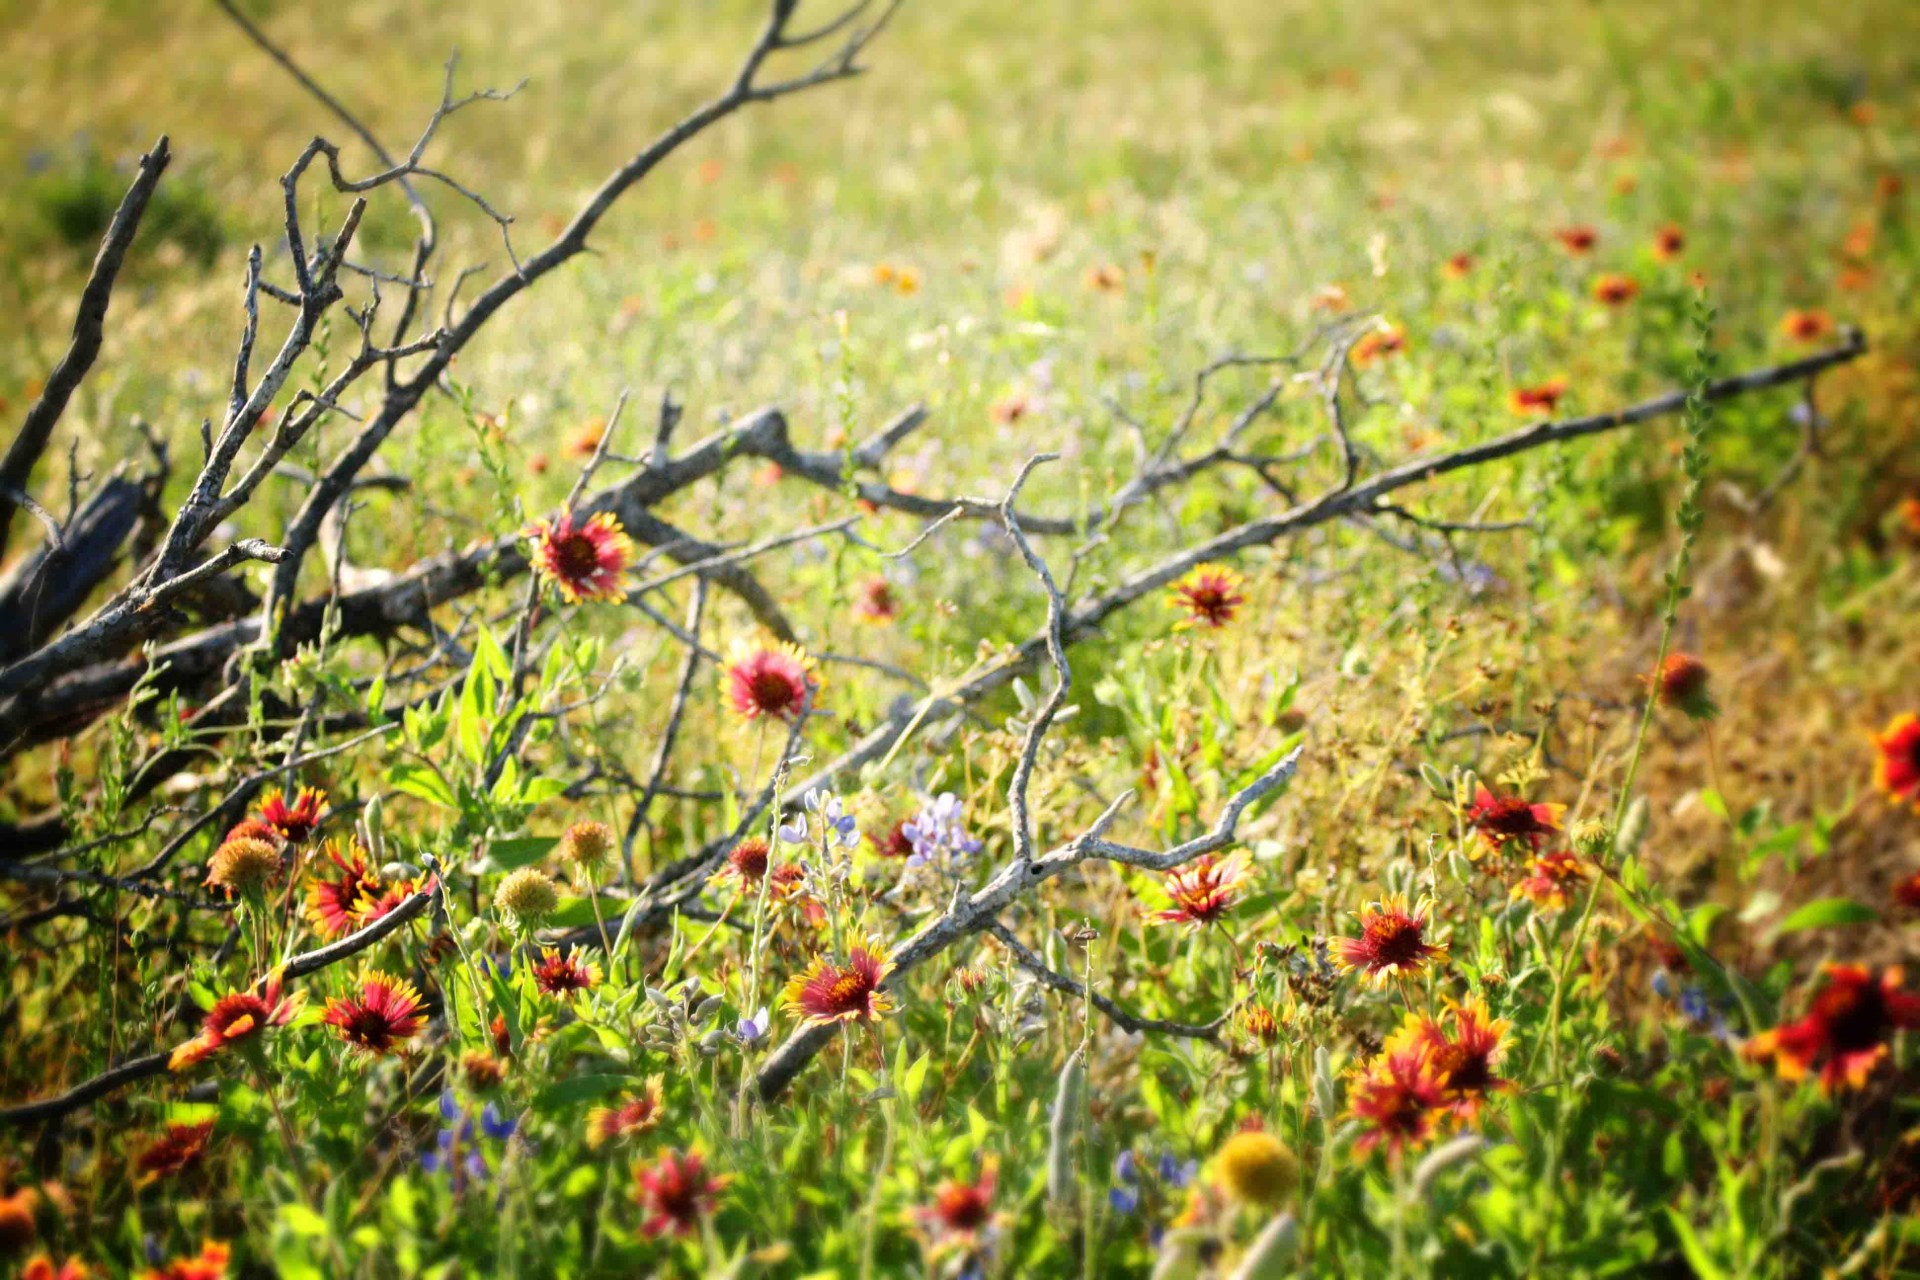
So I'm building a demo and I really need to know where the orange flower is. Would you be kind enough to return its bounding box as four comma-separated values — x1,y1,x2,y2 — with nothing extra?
134,1121,215,1185
21,1256,89,1280
1508,381,1568,417
1510,850,1588,911
1345,1045,1448,1159
920,1161,997,1240
530,946,602,998
1746,965,1920,1093
1441,252,1475,280
1651,651,1717,721
1872,713,1920,811
323,972,427,1057
1386,997,1511,1116
782,936,895,1026
633,1149,726,1238
1332,895,1448,986
1086,264,1123,292
1553,225,1598,255
1151,853,1250,928
1465,786,1565,854
586,1076,665,1148
1590,273,1640,307
1351,325,1406,367
1897,497,1920,538
1778,309,1834,345
852,576,898,624
138,1240,229,1280
1168,563,1246,630
1651,224,1686,261
526,511,633,604
170,972,304,1071
257,786,326,844
304,838,380,939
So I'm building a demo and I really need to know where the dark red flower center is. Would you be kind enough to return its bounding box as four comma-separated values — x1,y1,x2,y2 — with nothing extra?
1812,980,1888,1054
552,532,602,578
1363,916,1425,965
936,1184,992,1231
339,1006,399,1049
749,669,800,713
1432,1043,1490,1094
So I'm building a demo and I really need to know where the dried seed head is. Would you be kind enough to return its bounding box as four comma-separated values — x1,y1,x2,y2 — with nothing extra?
559,820,617,877
495,867,560,929
206,836,282,896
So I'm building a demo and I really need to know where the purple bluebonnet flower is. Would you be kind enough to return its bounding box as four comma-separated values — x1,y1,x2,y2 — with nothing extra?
734,1005,770,1045
422,1089,518,1191
779,788,859,849
902,793,983,868
1109,1150,1142,1213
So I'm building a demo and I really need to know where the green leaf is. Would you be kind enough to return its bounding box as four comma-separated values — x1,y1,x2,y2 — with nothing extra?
489,836,556,869
1776,897,1877,934
532,1073,630,1112
386,761,456,809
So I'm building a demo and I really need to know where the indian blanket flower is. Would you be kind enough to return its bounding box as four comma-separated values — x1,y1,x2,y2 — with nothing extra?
1745,964,1920,1093
169,971,304,1071
1239,1003,1283,1045
559,820,616,879
1388,998,1510,1116
1346,1046,1449,1159
1351,324,1406,367
305,838,382,938
586,1076,665,1148
1779,308,1835,345
782,935,895,1026
531,946,602,997
1653,651,1718,720
1872,713,1920,810
1895,870,1920,913
1151,852,1249,928
1465,786,1565,854
257,786,325,844
1652,223,1686,261
1511,850,1588,911
901,792,983,868
1332,895,1449,986
1168,563,1246,630
1553,225,1598,255
137,1241,230,1280
1591,273,1640,306
853,575,898,623
203,836,280,897
495,867,559,930
633,1149,726,1238
324,972,427,1057
921,1161,997,1239
871,819,917,860
723,637,820,722
526,511,632,603
1508,380,1569,417
133,1120,215,1185
713,836,771,887
1442,252,1475,279
22,1256,89,1280
1211,1129,1298,1206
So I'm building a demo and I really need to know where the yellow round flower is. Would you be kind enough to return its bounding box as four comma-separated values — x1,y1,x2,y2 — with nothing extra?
1213,1130,1298,1207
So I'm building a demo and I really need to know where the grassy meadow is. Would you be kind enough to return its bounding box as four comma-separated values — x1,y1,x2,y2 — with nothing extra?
2,0,1919,1275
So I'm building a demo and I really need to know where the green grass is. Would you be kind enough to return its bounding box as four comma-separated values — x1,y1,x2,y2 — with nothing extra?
2,0,1920,1276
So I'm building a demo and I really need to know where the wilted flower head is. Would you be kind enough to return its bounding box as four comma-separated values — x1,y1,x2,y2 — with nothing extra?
724,637,820,722
902,792,983,868
1151,852,1250,928
133,1121,215,1186
1652,652,1717,720
531,946,602,997
559,820,616,878
782,935,896,1026
526,511,633,603
714,836,771,887
1465,786,1565,854
1211,1129,1297,1206
169,971,304,1071
1872,713,1920,811
495,867,559,930
586,1076,665,1148
1511,850,1588,911
1745,964,1920,1093
204,836,281,897
633,1148,726,1238
257,786,326,843
1332,895,1449,986
324,972,427,1057
1168,563,1246,630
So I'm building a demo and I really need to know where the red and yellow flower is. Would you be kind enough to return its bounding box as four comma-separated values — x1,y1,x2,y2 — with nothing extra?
1652,651,1717,721
587,1076,665,1148
133,1121,215,1185
633,1149,726,1238
1387,998,1510,1117
1590,273,1640,306
137,1240,230,1280
304,838,381,939
1346,1045,1449,1159
723,638,821,722
1651,224,1686,261
853,576,898,624
1151,852,1250,928
1332,895,1449,986
1510,850,1588,911
919,1160,997,1240
526,511,633,604
1508,380,1569,418
170,972,304,1071
1745,965,1920,1093
1168,563,1246,630
1351,324,1406,367
1778,308,1834,345
782,936,895,1026
1872,713,1920,811
257,786,326,844
531,946,603,998
323,972,426,1057
1553,225,1598,255
21,1255,90,1280
1464,786,1565,855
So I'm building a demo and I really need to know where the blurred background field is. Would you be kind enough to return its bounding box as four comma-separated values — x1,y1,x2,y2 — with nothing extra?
3,0,1920,1274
